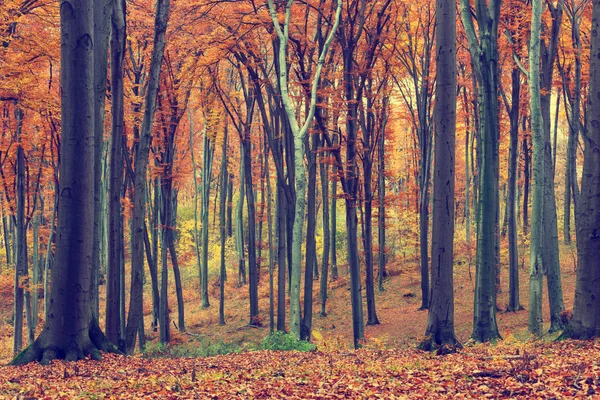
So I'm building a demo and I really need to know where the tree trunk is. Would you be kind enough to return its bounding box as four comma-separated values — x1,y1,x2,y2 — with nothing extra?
330,134,338,281
14,107,28,353
219,126,228,325
235,144,247,286
12,0,116,363
320,136,330,316
125,0,170,352
507,67,522,312
528,0,544,335
276,184,286,331
92,0,113,325
201,133,214,308
189,110,203,303
302,130,318,339
420,0,460,349
563,0,600,337
540,1,565,333
106,0,125,347
460,0,502,342
242,123,260,325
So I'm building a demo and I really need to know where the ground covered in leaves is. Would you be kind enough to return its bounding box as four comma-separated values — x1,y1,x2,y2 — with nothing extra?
1,340,600,398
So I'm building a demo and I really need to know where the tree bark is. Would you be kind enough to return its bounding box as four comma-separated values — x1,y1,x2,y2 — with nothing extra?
420,0,460,349
125,0,170,352
106,0,125,347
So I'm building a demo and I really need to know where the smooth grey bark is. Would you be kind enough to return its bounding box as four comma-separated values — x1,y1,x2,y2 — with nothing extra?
540,0,565,332
460,0,502,342
319,133,330,316
189,110,203,304
106,0,125,347
92,0,113,324
201,130,214,308
267,0,341,339
330,133,338,281
528,0,544,336
562,0,583,244
235,143,246,286
14,106,28,353
219,125,228,325
562,0,600,338
506,68,522,312
420,0,460,349
125,0,170,352
11,0,116,364
378,99,388,292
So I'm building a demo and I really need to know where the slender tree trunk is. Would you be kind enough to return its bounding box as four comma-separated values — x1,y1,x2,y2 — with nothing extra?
92,0,113,325
522,132,530,235
14,107,28,353
227,175,233,238
302,130,318,339
507,67,522,312
125,0,170,351
460,0,502,342
320,136,330,316
540,2,566,333
378,101,388,291
106,0,125,347
201,133,214,308
219,125,228,325
235,144,246,286
242,125,260,325
276,184,286,331
189,110,203,301
330,134,338,281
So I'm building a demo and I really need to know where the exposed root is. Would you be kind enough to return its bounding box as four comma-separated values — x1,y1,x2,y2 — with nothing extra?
10,317,120,366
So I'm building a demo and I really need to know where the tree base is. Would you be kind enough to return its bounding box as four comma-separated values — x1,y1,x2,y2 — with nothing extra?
418,335,462,354
10,318,120,366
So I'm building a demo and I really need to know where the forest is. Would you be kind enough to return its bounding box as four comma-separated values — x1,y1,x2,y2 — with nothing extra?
0,0,599,396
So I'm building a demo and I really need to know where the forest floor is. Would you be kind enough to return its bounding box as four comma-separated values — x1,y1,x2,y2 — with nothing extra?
0,237,591,398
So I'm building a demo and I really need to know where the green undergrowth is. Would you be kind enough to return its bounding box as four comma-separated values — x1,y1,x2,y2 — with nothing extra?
142,331,316,358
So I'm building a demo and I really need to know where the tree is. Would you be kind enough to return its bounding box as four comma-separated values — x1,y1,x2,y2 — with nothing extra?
266,0,341,339
11,0,114,365
126,0,171,351
528,0,544,336
419,0,460,350
460,0,503,342
562,0,600,340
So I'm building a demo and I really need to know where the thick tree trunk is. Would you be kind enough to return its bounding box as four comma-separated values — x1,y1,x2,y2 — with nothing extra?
528,0,544,335
420,0,460,349
563,0,600,338
12,0,116,364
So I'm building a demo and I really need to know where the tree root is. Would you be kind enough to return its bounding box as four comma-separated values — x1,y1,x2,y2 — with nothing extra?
10,317,121,366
